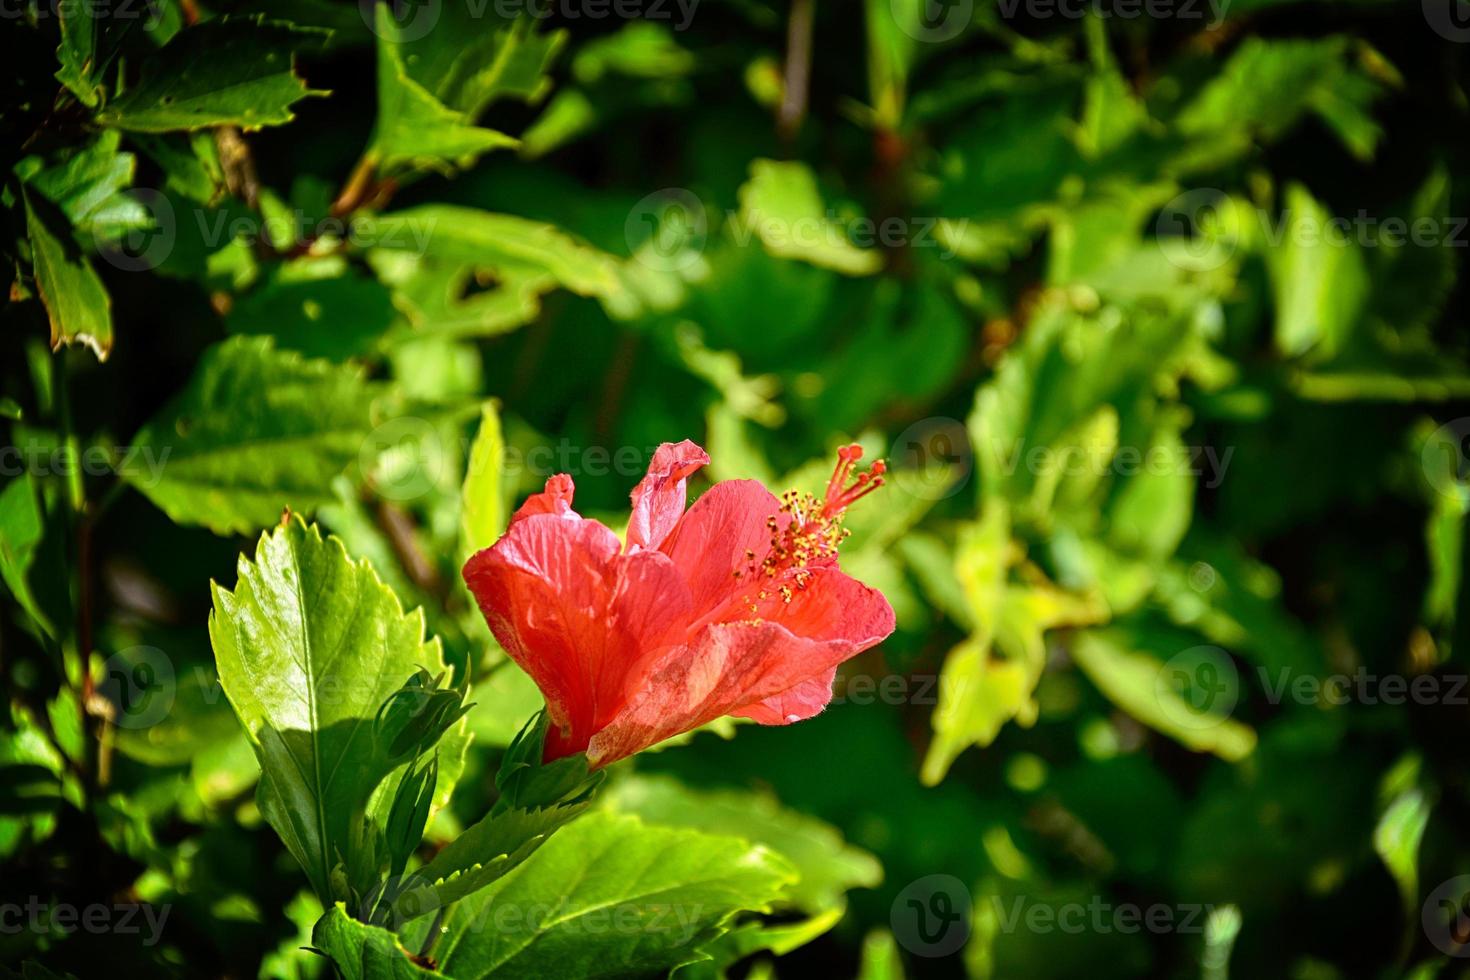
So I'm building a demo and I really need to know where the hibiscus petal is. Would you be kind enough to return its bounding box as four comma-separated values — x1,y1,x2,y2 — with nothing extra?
731,667,838,724
463,513,691,757
510,473,578,524
625,440,709,552
660,479,782,620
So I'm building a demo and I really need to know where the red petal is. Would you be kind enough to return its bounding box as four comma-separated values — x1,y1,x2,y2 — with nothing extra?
462,512,691,758
731,667,838,724
659,479,782,621
625,440,709,552
510,473,578,524
586,572,893,766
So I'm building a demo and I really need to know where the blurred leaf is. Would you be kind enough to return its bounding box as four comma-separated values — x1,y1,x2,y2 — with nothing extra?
459,402,506,564
0,473,54,637
1071,628,1256,761
1266,183,1369,360
228,260,398,360
736,160,882,276
369,205,624,338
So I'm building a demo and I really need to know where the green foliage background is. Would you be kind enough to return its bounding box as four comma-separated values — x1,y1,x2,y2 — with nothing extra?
3,0,1470,977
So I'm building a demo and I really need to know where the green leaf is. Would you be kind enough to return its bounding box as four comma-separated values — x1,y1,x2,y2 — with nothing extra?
459,402,506,565
311,905,438,980
735,160,882,276
1176,37,1388,160
55,0,101,107
604,775,881,914
1071,628,1257,761
858,930,906,980
24,191,113,362
98,17,328,132
0,474,54,637
126,336,385,535
19,131,148,244
209,517,456,902
368,205,625,338
227,259,399,360
397,811,797,979
396,797,591,920
1266,183,1369,360
366,5,523,176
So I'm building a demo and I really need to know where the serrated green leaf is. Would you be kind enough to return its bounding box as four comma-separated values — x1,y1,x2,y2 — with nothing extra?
24,191,113,362
397,811,797,979
366,5,521,176
210,517,457,903
98,17,328,132
125,336,385,535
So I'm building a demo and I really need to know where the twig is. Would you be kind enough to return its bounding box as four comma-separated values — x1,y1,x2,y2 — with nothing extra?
777,0,816,144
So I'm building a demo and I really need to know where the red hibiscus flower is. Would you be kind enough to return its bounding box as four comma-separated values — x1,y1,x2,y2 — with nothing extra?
463,440,897,767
